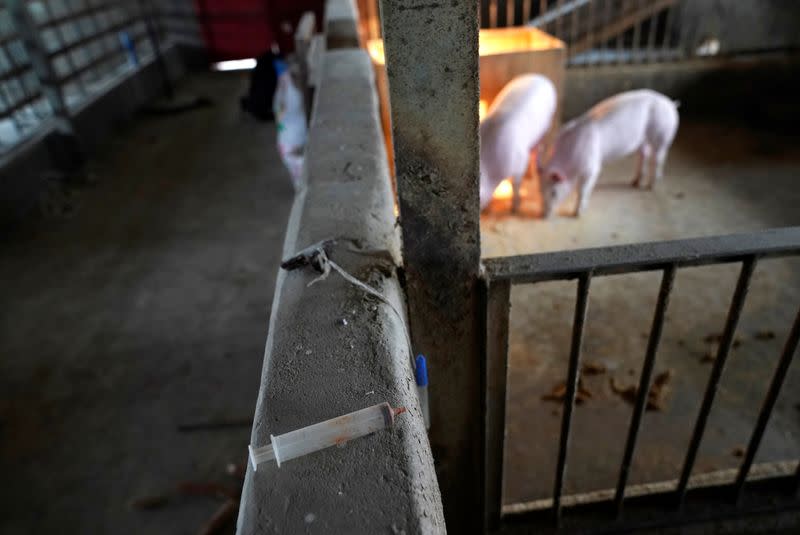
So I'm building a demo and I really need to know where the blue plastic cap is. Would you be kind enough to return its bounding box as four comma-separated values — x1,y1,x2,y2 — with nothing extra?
415,354,428,387
273,58,289,76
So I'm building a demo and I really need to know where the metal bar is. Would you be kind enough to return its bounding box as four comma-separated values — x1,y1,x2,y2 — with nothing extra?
675,257,758,509
36,1,132,29
733,305,800,504
586,0,595,65
603,0,613,64
570,0,678,57
795,462,800,496
553,272,592,524
43,0,89,97
379,1,482,531
8,0,70,123
0,83,26,134
507,0,515,27
484,279,511,531
138,0,173,99
540,0,547,31
46,16,141,58
569,0,578,47
85,3,117,84
0,88,42,117
614,265,677,516
483,227,800,284
523,0,531,24
556,0,564,39
529,0,591,28
661,4,675,54
645,4,657,61
631,0,642,62
490,0,498,28
44,29,147,86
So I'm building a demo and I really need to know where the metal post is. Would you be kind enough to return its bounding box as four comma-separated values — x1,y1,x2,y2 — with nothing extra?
614,265,676,516
138,0,174,99
379,1,483,531
484,279,511,531
733,305,800,504
676,257,757,509
553,272,592,525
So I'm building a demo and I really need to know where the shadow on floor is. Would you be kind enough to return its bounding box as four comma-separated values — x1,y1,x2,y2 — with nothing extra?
0,73,294,534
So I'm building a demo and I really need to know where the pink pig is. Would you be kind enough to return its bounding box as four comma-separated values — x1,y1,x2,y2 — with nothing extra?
480,74,557,212
539,89,679,217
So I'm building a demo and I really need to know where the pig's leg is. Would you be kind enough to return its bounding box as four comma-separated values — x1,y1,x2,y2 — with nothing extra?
511,174,523,214
647,146,669,189
575,169,600,217
632,144,651,188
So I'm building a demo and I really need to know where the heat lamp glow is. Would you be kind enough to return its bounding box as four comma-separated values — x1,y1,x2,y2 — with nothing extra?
492,179,514,201
479,99,488,122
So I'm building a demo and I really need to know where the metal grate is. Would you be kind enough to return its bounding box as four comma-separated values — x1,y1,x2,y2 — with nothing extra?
153,0,203,48
22,0,153,111
0,2,52,151
481,227,800,532
481,0,685,66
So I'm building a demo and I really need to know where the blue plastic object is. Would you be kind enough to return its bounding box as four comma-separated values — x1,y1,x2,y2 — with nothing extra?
415,354,428,386
273,58,289,76
119,31,139,66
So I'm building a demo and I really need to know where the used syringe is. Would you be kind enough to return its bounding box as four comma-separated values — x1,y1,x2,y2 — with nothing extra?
249,402,406,470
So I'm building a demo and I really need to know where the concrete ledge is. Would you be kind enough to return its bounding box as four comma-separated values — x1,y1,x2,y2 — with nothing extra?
236,49,445,534
325,0,360,49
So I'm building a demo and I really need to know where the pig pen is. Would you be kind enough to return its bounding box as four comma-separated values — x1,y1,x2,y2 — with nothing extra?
480,119,800,509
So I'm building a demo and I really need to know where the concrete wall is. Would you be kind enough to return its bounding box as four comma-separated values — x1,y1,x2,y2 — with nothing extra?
236,35,445,535
563,53,800,127
677,0,800,56
0,45,186,228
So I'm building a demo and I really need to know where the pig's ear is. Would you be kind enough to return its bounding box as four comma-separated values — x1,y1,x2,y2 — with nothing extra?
550,171,567,183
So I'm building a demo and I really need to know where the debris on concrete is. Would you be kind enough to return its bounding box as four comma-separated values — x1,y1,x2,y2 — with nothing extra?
704,333,722,344
198,499,238,535
755,330,776,341
128,494,171,511
176,481,239,501
177,419,252,433
610,369,674,411
542,380,593,404
732,446,746,458
582,361,607,376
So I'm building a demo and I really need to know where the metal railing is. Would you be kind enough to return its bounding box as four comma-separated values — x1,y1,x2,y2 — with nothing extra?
481,0,685,67
0,1,52,151
481,227,800,532
0,0,168,153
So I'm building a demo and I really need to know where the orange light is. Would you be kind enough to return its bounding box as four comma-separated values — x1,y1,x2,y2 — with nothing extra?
492,179,514,201
368,28,564,66
367,39,386,65
479,99,488,122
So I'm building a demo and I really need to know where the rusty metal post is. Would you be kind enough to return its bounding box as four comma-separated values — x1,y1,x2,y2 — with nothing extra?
379,1,482,530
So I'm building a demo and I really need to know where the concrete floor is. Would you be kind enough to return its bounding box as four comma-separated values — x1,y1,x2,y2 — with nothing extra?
0,73,293,533
481,120,800,506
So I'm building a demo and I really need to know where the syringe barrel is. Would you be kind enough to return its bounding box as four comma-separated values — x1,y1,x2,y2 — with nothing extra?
272,402,395,466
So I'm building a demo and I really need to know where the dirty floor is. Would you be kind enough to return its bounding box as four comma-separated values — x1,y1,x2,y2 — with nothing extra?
0,73,293,533
481,120,800,506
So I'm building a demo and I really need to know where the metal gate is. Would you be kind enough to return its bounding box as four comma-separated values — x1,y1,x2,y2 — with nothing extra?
482,228,800,532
